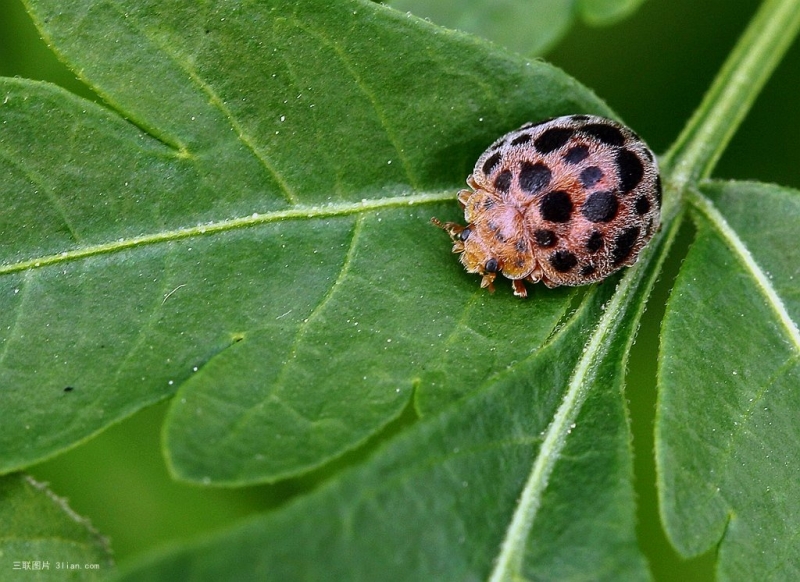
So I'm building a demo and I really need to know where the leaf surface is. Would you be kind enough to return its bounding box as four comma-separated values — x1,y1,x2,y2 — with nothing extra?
657,180,800,579
387,0,648,55
1,0,614,483
115,231,673,580
0,474,113,579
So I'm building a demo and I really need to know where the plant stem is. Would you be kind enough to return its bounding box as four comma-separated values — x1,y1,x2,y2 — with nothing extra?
488,202,684,582
491,2,800,580
661,0,800,194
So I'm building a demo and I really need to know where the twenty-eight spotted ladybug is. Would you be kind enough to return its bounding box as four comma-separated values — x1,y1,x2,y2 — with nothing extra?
432,114,661,298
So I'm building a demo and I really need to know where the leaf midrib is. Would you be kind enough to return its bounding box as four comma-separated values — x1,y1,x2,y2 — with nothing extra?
0,191,452,276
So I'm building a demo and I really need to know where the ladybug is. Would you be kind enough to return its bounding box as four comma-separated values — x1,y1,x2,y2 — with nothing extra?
433,115,661,298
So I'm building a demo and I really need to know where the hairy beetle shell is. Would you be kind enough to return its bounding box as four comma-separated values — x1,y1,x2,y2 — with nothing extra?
433,114,661,298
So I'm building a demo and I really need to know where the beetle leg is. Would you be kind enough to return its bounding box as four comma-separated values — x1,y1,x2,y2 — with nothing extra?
431,217,467,241
480,272,496,293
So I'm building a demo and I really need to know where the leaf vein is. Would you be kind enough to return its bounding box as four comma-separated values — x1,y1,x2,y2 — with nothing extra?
178,62,300,206
272,34,348,200
215,214,364,450
0,146,81,242
0,191,452,276
689,188,800,354
489,205,682,581
289,16,419,188
0,270,32,370
103,1,298,205
696,355,799,509
110,244,177,387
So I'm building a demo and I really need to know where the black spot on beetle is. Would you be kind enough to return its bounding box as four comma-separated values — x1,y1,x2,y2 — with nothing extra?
634,195,651,215
534,127,574,154
586,230,604,253
511,133,531,146
579,166,603,188
494,169,512,193
582,191,619,223
519,162,551,195
534,229,556,247
583,123,625,146
482,152,502,176
580,264,597,277
563,145,589,165
616,148,644,193
539,191,573,223
549,250,578,273
611,226,641,265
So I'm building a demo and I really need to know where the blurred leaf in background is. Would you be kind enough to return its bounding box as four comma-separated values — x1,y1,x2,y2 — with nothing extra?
387,0,649,55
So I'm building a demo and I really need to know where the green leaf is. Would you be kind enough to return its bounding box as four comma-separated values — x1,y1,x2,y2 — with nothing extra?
579,0,649,25
1,0,613,483
387,0,648,56
657,180,800,578
0,474,113,580
115,225,676,580
5,0,800,577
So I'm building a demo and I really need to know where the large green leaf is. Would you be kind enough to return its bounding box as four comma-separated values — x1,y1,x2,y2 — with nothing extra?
115,212,678,580
0,474,113,580
3,0,800,578
387,0,649,56
657,180,800,579
0,0,614,483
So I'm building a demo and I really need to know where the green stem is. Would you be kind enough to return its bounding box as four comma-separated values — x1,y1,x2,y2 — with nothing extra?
661,0,800,194
490,2,800,580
